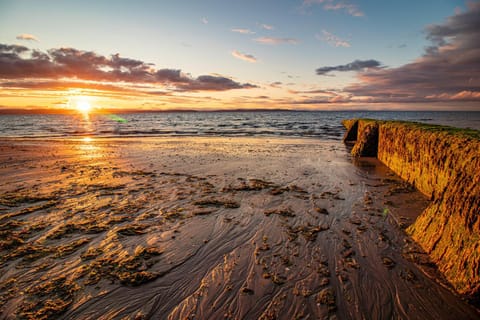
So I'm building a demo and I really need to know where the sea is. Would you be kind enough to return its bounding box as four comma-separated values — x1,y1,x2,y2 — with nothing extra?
0,111,479,140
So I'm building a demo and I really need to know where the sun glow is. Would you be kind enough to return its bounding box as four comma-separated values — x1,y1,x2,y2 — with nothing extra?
76,98,92,114
68,95,95,115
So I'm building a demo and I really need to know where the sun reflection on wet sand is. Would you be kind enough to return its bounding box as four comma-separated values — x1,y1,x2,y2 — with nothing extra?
77,137,104,160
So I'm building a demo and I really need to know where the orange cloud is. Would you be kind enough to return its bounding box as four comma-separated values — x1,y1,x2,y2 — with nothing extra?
0,44,257,93
16,34,38,41
231,50,257,63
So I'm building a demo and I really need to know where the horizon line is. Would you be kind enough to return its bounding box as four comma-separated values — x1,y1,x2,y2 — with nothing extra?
0,107,480,115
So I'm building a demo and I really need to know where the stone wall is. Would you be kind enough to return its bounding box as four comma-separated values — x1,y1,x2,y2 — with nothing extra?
344,119,480,300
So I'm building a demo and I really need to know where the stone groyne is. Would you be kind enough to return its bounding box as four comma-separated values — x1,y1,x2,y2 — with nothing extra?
343,119,480,302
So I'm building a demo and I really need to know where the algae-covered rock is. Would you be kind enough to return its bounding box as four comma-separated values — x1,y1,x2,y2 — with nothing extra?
344,119,480,300
378,123,480,298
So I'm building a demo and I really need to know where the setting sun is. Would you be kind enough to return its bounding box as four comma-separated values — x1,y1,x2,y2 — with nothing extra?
68,96,94,114
76,99,91,114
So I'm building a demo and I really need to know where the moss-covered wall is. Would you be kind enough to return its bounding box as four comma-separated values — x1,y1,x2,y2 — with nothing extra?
344,119,480,300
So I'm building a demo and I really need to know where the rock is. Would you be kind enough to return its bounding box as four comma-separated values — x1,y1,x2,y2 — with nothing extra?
315,207,329,215
316,287,336,308
343,118,480,299
382,257,396,269
240,287,254,295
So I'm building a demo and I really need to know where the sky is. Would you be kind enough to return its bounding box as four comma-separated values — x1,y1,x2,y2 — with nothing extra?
0,0,479,112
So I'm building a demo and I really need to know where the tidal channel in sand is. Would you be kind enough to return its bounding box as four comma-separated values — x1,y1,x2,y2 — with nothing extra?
0,137,478,319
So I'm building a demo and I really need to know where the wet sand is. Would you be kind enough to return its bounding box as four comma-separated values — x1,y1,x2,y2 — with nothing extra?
0,137,478,319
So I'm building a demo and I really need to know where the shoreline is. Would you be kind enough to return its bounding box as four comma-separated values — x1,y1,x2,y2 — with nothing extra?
1,136,478,319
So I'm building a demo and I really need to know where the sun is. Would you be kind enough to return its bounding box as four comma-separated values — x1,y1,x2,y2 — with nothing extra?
76,99,92,114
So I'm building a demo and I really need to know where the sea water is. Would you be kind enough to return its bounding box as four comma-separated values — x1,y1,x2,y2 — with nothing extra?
0,111,479,139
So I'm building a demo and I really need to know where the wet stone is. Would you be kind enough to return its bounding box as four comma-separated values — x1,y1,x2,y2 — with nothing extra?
315,207,329,215
316,287,336,309
382,257,396,269
240,287,254,295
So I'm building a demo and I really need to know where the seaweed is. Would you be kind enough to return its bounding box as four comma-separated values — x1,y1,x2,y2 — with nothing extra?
194,198,240,209
84,246,163,286
19,276,79,320
55,238,90,258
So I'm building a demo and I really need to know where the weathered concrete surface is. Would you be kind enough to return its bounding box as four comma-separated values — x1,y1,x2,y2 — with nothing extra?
344,119,480,301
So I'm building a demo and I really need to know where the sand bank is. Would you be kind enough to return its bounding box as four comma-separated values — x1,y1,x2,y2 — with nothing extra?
0,137,478,319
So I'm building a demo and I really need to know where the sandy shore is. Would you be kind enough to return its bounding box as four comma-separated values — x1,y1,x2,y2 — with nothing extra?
0,137,478,319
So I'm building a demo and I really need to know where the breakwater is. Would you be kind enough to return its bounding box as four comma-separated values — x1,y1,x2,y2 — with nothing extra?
343,119,480,302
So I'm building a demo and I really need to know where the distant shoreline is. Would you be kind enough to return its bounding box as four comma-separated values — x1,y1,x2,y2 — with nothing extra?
1,108,480,115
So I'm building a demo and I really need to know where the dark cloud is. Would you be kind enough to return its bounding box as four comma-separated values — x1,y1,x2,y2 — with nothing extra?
177,75,257,91
154,69,187,83
290,88,339,95
426,2,480,48
0,44,256,92
110,53,147,69
316,59,382,75
342,2,480,104
0,44,29,54
270,81,283,88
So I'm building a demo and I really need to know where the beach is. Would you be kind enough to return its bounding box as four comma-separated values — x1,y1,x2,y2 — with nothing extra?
2,0,480,316
0,136,478,319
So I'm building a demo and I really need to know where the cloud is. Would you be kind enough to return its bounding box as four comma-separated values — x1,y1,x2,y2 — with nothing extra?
178,75,256,91
231,28,255,34
303,0,364,17
0,43,29,54
16,34,39,41
0,44,257,93
289,88,339,95
201,17,208,24
316,30,350,47
261,24,274,30
316,59,382,75
0,79,142,95
270,81,283,88
254,37,299,45
342,2,480,103
288,93,352,105
231,50,257,63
